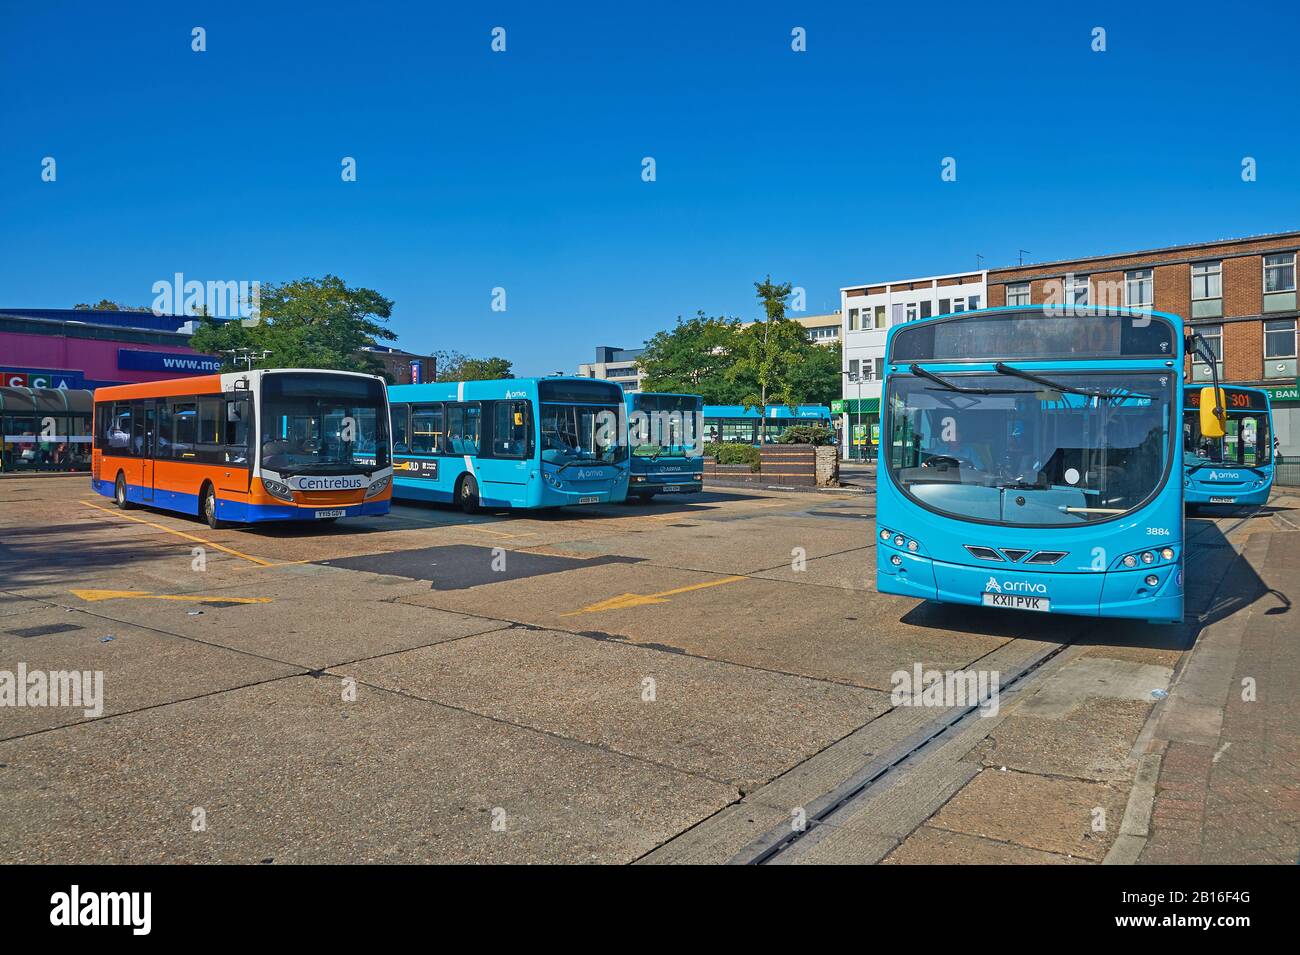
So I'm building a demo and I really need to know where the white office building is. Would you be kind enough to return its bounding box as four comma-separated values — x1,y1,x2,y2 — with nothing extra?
838,270,987,460
576,345,645,392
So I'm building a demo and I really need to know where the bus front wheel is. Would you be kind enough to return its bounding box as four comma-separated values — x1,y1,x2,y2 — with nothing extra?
457,475,481,514
114,473,134,510
202,483,226,530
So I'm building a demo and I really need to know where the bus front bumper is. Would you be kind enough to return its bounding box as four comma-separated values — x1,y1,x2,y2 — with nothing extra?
222,499,392,522
877,550,1184,622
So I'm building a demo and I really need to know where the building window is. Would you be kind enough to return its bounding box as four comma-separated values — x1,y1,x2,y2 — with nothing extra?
873,357,885,380
874,305,886,328
1190,324,1223,384
919,300,932,319
1265,319,1296,359
1006,283,1030,306
848,359,860,380
891,303,904,325
1264,253,1297,313
847,307,860,331
1192,261,1221,300
1125,269,1153,308
1064,274,1089,306
1264,253,1296,293
968,294,981,310
905,302,918,322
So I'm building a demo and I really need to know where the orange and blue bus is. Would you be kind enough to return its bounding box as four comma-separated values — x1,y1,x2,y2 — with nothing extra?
92,369,393,528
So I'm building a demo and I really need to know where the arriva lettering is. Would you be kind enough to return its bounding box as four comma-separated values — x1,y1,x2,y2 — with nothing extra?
985,577,1047,595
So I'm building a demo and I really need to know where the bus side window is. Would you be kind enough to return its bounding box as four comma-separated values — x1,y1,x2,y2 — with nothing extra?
173,401,197,454
410,404,442,454
492,400,529,458
391,403,409,453
107,402,132,452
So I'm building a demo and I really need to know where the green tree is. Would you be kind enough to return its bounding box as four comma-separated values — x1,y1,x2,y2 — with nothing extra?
637,311,743,402
728,276,807,443
431,351,514,381
787,339,842,406
188,275,396,374
74,299,150,311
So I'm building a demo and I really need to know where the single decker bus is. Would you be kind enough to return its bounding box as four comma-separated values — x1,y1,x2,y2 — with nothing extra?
876,305,1186,624
702,404,834,445
1183,384,1273,512
387,376,629,511
92,369,393,527
625,391,705,501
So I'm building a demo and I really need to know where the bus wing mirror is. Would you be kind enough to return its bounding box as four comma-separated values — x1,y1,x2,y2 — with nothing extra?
1199,386,1226,438
227,404,243,422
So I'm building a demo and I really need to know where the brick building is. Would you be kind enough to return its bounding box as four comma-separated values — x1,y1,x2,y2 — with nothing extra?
985,231,1300,454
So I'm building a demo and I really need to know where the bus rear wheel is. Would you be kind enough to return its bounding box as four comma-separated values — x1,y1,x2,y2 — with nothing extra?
114,473,133,510
202,483,226,530
457,475,481,514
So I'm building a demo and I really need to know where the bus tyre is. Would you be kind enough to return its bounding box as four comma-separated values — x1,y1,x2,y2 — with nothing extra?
457,474,481,514
114,473,134,510
202,483,226,530
636,493,656,503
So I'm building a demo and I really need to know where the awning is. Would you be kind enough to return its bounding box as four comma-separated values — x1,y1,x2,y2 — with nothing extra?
835,397,879,414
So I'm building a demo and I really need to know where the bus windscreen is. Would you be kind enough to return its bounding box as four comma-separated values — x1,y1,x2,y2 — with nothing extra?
890,309,1176,362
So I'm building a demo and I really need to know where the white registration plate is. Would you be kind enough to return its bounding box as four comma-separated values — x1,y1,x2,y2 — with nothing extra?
662,485,681,492
982,593,1050,612
315,509,346,519
1209,496,1235,504
578,496,600,505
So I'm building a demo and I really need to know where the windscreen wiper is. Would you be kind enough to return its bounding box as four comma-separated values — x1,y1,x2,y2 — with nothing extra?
992,362,1152,401
908,364,1027,395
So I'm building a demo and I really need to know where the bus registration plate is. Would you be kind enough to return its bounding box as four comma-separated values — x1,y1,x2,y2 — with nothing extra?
662,485,681,493
315,509,346,519
1209,496,1235,504
982,593,1050,612
578,496,600,505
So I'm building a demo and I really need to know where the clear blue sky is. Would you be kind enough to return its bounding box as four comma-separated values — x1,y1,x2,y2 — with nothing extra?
2,1,1297,376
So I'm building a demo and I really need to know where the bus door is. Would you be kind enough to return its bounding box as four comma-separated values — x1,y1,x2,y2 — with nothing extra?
220,393,252,494
138,400,157,502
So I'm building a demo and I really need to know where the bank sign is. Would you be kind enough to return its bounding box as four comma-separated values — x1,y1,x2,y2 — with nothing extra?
117,349,222,374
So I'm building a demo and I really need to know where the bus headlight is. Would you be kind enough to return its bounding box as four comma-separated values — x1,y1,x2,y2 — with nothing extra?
262,478,294,502
1122,555,1138,568
1141,551,1155,564
1145,574,1160,587
880,529,892,541
890,555,902,566
1160,547,1175,561
907,540,919,552
364,476,390,499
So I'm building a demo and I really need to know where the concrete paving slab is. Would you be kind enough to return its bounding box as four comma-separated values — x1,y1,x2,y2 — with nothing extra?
0,675,735,863
883,825,1085,864
972,697,1153,783
53,568,511,670
0,606,300,738
345,626,890,790
928,768,1125,861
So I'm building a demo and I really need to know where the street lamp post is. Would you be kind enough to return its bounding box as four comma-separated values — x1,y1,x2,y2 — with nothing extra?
841,370,864,462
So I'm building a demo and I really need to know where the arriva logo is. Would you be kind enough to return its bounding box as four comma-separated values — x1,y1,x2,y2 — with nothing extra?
575,468,606,480
985,577,1047,594
1208,470,1241,481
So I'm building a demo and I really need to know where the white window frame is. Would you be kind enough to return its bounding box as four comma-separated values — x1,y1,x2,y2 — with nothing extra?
1064,273,1089,306
1264,318,1297,360
1125,268,1153,308
1264,253,1297,294
905,302,919,322
1195,324,1223,363
1006,283,1030,306
1191,261,1222,301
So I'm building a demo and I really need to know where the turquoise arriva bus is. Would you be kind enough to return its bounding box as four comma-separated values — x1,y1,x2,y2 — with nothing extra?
876,305,1186,624
625,392,705,501
1183,384,1274,512
701,404,834,445
387,377,629,511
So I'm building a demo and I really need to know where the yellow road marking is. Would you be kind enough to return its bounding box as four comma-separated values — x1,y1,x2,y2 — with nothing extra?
71,588,271,604
79,500,279,567
562,575,746,615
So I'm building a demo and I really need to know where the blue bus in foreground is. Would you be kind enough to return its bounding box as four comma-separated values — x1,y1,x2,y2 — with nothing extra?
702,404,833,445
1183,384,1273,511
876,305,1185,624
387,377,629,511
625,392,705,501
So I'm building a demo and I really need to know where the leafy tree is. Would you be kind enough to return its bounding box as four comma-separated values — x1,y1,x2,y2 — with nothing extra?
637,311,743,402
728,276,807,443
74,299,150,311
432,350,514,381
787,339,842,406
188,275,396,374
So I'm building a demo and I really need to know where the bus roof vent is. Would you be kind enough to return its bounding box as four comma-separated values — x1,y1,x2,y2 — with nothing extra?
964,545,1004,562
1025,551,1067,565
1001,548,1030,562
